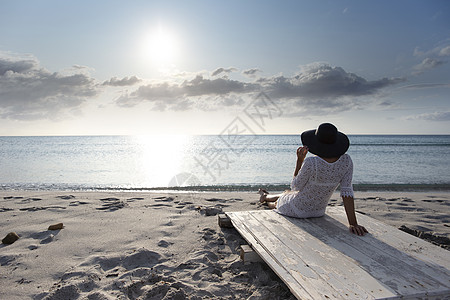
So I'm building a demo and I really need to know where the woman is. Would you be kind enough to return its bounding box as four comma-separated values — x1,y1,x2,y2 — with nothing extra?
259,123,368,236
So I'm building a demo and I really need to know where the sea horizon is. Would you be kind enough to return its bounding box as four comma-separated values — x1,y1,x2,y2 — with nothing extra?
0,134,449,192
1,133,450,137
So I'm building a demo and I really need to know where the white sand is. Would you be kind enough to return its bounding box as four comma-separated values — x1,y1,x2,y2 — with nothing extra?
1,190,449,300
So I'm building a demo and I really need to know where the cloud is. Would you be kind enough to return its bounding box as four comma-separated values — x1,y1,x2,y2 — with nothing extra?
0,50,409,121
256,63,402,116
103,76,141,86
259,63,403,100
242,68,262,77
407,111,450,122
439,46,450,56
400,83,450,89
412,43,449,75
413,43,450,58
72,64,92,70
413,58,447,73
117,75,257,110
117,63,402,115
0,56,98,120
183,75,252,96
211,67,238,77
0,58,36,76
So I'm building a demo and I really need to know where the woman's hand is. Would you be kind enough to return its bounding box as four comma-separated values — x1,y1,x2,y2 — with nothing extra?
296,146,308,161
349,224,368,236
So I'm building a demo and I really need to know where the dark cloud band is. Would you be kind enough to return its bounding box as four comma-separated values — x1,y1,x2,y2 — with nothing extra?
0,56,98,120
0,55,404,120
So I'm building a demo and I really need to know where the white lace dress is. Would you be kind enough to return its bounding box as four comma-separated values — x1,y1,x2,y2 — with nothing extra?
275,154,354,218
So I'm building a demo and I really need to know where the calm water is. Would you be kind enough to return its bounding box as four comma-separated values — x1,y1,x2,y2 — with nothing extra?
0,135,449,191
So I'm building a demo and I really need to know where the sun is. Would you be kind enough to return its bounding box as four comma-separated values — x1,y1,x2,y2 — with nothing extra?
141,26,179,66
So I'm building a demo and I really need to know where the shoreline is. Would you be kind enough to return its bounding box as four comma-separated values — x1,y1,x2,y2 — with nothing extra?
1,183,450,193
1,190,449,299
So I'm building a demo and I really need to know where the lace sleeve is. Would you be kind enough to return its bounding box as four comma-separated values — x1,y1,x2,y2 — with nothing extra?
291,157,313,191
340,155,354,198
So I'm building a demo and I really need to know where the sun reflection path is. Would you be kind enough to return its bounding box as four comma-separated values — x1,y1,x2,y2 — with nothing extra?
133,135,195,188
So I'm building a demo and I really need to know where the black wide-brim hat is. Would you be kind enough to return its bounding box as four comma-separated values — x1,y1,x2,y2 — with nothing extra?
301,123,349,158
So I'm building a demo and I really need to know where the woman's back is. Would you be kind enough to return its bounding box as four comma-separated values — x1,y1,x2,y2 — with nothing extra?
314,155,353,186
276,154,354,218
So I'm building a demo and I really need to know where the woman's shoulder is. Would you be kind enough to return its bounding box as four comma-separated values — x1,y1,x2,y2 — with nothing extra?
304,156,317,163
339,154,353,166
339,153,352,160
301,156,316,168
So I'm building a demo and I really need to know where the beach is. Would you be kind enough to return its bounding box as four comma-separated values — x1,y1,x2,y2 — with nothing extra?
1,190,449,300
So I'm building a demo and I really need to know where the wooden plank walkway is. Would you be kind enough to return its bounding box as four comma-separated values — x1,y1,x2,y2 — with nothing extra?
226,207,450,300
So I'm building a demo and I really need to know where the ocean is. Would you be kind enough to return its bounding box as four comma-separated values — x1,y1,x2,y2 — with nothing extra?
0,135,449,191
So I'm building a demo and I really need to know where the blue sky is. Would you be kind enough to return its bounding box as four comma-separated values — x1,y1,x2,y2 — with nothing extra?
0,0,449,135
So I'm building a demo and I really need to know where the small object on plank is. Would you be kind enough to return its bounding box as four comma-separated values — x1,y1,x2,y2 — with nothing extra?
48,223,64,230
240,244,263,263
218,213,233,228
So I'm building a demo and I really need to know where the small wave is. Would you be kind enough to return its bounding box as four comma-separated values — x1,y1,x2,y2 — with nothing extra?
352,183,450,191
2,183,450,192
351,143,450,147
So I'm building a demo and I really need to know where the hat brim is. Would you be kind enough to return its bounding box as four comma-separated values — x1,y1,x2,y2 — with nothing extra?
301,129,350,158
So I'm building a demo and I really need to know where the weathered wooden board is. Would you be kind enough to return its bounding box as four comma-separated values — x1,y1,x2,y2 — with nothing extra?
226,207,450,300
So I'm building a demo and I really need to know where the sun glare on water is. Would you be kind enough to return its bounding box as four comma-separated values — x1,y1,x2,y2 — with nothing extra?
134,135,191,187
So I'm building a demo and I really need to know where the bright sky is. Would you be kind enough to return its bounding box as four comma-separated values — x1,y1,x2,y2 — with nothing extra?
0,0,449,135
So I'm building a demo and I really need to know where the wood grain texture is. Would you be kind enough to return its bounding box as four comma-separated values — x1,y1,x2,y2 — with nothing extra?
226,207,450,300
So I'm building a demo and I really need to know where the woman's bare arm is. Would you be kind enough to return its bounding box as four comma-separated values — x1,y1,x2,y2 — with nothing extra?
342,196,368,236
294,146,308,177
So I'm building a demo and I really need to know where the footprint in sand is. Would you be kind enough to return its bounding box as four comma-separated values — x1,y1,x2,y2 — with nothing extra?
100,197,120,201
206,198,243,203
41,234,55,244
198,205,223,216
0,255,17,266
423,214,450,222
146,203,173,209
20,198,42,203
157,240,173,248
205,198,226,203
159,230,172,237
172,201,195,209
41,284,80,299
56,195,76,200
126,197,145,202
364,197,386,201
153,196,174,202
422,199,449,205
393,202,409,206
96,198,127,211
96,202,126,211
386,198,401,202
19,206,66,211
30,231,58,244
69,201,89,206
163,221,174,226
402,198,414,203
175,261,200,270
201,228,217,241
